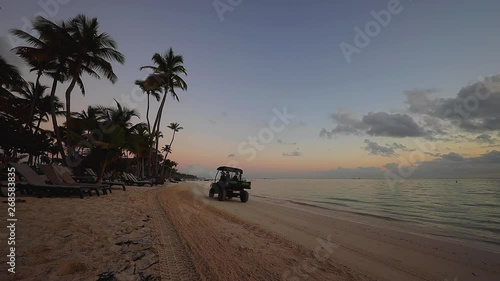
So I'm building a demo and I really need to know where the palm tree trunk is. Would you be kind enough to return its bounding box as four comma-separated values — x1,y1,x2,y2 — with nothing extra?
146,92,151,135
165,131,175,160
65,76,78,163
145,93,152,176
96,151,110,183
27,70,43,131
35,116,43,133
151,92,168,177
49,69,67,164
28,115,45,167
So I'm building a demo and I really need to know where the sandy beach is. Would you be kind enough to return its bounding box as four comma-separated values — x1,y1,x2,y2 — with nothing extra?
1,183,499,281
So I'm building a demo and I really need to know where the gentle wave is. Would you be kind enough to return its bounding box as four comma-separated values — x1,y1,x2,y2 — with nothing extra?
249,178,500,250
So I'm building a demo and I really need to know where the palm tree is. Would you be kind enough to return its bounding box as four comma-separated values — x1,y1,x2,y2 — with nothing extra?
63,14,125,157
13,81,49,127
128,123,152,178
164,122,183,160
160,144,173,177
161,144,171,158
135,79,161,135
11,16,76,162
141,48,188,176
10,35,57,127
81,101,142,182
34,92,64,134
163,159,178,179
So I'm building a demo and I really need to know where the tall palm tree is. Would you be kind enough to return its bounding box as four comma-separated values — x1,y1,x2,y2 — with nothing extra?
164,122,183,160
135,79,161,135
63,14,125,159
11,16,76,162
141,48,188,176
11,36,57,127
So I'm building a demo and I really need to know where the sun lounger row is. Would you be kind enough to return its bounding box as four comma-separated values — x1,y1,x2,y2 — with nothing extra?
84,168,126,190
9,163,126,199
122,173,154,186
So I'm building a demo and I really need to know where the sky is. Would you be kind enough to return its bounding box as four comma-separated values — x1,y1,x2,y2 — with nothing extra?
1,0,499,178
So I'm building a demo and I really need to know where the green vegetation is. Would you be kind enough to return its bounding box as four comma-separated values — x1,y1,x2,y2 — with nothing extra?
1,15,188,181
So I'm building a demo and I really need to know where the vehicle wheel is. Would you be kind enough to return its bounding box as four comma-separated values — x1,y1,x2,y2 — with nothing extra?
218,188,226,201
227,191,233,199
240,191,249,203
209,187,215,198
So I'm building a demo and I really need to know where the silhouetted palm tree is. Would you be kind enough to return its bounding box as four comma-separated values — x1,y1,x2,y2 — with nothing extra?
11,16,76,162
80,101,143,182
63,14,125,155
135,79,161,135
141,48,187,176
13,81,49,127
10,32,57,126
165,122,183,160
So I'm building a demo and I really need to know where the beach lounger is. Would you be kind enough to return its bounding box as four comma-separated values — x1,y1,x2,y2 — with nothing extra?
83,168,127,191
9,163,93,199
123,173,153,187
39,165,111,195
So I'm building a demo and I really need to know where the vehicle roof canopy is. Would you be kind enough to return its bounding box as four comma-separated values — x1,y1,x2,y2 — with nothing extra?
217,166,243,174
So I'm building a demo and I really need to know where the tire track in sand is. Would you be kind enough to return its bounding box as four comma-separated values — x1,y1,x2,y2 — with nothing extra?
148,189,201,281
158,184,375,281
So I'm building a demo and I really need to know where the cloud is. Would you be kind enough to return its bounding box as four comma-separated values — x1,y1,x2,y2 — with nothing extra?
283,150,301,157
407,75,500,133
405,88,438,115
322,75,500,142
363,139,414,157
382,150,500,179
227,153,235,158
421,115,447,135
320,109,367,138
475,134,496,144
321,109,426,138
440,152,465,162
424,151,442,157
362,112,428,137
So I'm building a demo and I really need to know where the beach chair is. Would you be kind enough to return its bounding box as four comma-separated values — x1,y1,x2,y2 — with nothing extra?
83,168,127,191
39,165,111,195
123,173,153,186
9,163,93,199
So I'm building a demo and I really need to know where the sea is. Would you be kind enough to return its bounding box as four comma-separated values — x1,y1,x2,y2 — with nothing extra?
234,178,500,252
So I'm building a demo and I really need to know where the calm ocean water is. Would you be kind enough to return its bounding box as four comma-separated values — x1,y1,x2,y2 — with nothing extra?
243,179,500,251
